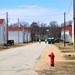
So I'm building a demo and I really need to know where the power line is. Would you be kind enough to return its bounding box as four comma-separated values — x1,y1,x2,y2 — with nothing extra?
0,13,6,16
9,13,64,18
66,0,72,15
66,15,73,21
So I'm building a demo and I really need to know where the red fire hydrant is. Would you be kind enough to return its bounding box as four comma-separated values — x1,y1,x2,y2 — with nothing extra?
48,52,55,66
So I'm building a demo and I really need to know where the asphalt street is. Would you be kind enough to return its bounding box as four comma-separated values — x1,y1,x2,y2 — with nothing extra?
0,42,47,75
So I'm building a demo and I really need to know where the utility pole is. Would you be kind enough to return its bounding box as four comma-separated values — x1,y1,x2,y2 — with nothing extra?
73,0,75,35
18,18,20,44
73,0,75,50
64,12,66,47
6,12,8,48
27,28,28,44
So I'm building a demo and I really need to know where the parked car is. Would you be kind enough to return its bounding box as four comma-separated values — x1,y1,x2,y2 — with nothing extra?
54,38,60,43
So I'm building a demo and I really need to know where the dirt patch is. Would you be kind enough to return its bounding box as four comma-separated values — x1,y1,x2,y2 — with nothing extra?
34,43,75,75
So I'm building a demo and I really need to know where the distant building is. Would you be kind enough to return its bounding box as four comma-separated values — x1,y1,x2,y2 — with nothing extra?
0,18,31,45
8,27,31,44
60,26,72,43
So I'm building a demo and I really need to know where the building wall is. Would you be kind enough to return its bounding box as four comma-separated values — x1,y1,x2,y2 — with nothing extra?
61,31,72,42
24,32,27,42
28,32,31,42
72,21,74,43
0,25,5,45
23,32,31,42
8,31,23,44
0,20,6,45
8,30,31,44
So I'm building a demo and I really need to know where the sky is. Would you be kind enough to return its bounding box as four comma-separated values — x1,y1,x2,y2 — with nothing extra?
0,0,73,25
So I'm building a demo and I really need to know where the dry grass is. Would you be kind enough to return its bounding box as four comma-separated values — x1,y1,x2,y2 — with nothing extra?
55,43,74,53
74,40,75,51
35,62,75,75
65,55,75,60
55,42,75,60
0,42,35,51
0,44,25,51
35,43,75,75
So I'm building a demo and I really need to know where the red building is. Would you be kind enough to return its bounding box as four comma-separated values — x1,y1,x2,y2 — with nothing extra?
61,26,72,43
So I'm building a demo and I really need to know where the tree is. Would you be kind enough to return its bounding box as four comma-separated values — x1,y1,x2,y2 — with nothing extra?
49,21,61,38
67,20,72,26
39,23,47,40
30,22,39,41
20,22,29,27
9,22,29,28
61,20,72,27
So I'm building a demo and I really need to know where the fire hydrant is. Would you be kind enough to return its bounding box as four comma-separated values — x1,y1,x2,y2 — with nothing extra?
48,52,55,66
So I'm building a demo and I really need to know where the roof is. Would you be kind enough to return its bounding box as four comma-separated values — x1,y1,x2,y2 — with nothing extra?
61,26,72,36
0,19,4,25
8,27,30,32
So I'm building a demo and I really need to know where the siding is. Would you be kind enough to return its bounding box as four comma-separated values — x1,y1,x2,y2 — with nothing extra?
61,31,72,42
8,31,23,44
25,32,28,42
28,32,31,42
0,23,5,45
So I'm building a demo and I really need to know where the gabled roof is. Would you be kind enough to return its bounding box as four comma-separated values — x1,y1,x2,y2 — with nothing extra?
0,19,4,25
61,26,72,36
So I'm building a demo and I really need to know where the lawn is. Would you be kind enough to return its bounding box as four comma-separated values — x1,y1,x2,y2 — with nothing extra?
55,43,74,53
0,44,25,51
74,39,75,50
55,42,74,60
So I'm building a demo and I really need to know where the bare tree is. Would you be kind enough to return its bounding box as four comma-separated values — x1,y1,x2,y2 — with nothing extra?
61,20,72,27
20,22,29,27
67,20,72,26
39,23,47,40
49,21,61,38
30,22,39,41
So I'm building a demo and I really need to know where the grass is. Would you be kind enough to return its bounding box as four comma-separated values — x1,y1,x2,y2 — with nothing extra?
55,42,75,60
55,42,74,53
61,49,74,53
0,43,29,51
55,62,75,70
65,55,75,60
0,42,36,51
36,62,75,75
34,42,75,75
74,40,75,51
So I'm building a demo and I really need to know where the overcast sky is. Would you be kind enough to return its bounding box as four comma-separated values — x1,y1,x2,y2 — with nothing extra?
0,0,73,25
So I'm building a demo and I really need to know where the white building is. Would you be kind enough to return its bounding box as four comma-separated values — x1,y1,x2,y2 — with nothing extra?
8,27,31,44
60,26,72,43
0,19,6,45
28,30,31,42
0,19,31,45
72,22,74,43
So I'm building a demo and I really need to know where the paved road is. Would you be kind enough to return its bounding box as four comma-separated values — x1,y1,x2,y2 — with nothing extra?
0,42,47,75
